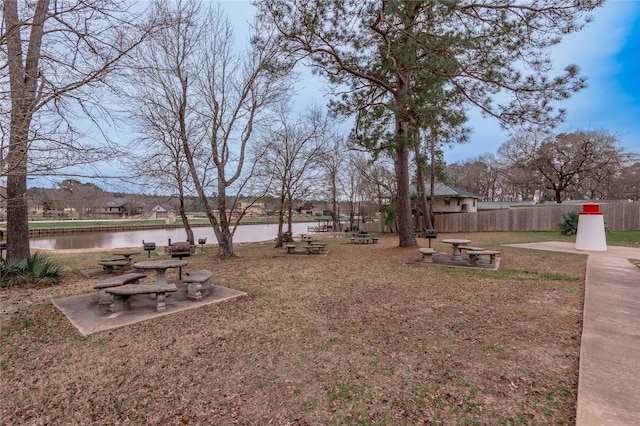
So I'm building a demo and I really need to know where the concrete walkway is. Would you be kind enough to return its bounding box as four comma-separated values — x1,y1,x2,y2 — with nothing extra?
506,242,640,425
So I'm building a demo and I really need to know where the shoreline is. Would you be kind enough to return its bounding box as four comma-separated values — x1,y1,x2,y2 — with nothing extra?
6,219,326,238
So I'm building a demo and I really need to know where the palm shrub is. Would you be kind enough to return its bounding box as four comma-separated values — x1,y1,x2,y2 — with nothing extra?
558,212,579,235
0,259,25,287
0,252,62,287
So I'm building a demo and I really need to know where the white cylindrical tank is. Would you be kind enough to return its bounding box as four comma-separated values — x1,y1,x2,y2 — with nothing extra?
575,202,607,252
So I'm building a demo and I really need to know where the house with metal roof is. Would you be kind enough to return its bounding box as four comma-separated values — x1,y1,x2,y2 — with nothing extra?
382,182,481,214
424,182,481,213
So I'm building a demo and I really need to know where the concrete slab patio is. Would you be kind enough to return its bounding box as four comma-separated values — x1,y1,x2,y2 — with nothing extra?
52,283,247,336
405,253,500,270
506,242,640,426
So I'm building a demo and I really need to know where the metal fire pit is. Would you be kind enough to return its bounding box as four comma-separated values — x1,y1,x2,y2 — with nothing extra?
424,229,438,248
198,237,207,254
169,241,192,279
142,241,156,258
169,242,192,259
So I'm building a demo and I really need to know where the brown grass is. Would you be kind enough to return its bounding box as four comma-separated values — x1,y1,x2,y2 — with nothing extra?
0,232,586,425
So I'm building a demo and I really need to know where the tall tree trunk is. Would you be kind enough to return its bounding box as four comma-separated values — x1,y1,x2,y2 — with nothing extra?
178,195,194,245
393,64,418,247
555,189,563,204
216,231,234,256
415,165,433,230
215,194,235,256
429,129,436,226
4,0,50,261
414,136,433,231
275,194,286,248
6,171,30,261
331,172,339,231
286,201,293,235
394,121,417,247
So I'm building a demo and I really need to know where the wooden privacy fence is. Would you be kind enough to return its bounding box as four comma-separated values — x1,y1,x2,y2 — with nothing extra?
433,201,640,233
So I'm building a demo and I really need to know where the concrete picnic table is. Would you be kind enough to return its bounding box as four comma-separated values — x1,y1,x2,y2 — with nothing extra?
133,259,187,286
349,233,379,244
441,238,472,260
98,258,130,273
112,249,141,264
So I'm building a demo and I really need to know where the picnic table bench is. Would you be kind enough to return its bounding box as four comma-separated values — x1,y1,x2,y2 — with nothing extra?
418,247,436,263
305,245,325,254
105,283,178,312
99,258,130,273
285,243,327,254
350,235,379,244
459,246,485,253
93,272,147,305
183,269,213,300
467,250,501,266
286,244,298,254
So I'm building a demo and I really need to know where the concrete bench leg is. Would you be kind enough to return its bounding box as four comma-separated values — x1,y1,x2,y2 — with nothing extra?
97,289,113,306
418,248,435,263
200,278,212,291
109,295,131,312
421,253,433,263
155,292,167,312
187,283,202,301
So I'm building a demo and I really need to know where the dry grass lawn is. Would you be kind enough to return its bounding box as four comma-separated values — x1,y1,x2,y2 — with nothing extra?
0,232,587,425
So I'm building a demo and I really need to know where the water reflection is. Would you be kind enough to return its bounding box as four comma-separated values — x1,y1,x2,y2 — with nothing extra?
29,223,314,250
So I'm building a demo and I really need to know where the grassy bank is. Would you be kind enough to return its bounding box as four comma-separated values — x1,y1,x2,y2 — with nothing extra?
0,214,319,230
0,231,633,423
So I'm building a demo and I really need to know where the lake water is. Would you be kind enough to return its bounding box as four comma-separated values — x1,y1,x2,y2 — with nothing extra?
29,222,315,250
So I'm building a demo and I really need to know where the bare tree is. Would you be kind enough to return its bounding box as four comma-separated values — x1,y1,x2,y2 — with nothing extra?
1,0,149,260
252,106,327,247
317,136,347,232
58,179,106,219
497,132,547,201
123,0,207,245
496,130,627,203
444,154,501,202
534,131,624,203
613,162,640,201
133,1,292,256
351,153,396,232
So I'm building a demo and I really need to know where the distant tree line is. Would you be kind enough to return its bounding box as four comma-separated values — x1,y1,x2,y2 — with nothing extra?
444,130,639,203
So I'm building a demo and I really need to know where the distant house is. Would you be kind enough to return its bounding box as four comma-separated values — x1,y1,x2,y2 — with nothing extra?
240,202,265,217
99,198,144,217
425,183,480,213
384,182,481,214
297,202,324,216
151,205,168,219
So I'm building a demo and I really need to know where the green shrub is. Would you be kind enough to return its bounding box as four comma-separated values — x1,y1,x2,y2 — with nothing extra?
25,252,63,282
0,252,62,287
558,212,579,235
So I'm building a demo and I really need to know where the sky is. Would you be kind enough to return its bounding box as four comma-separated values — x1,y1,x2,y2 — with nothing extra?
439,0,640,163
25,1,640,190
225,0,640,164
